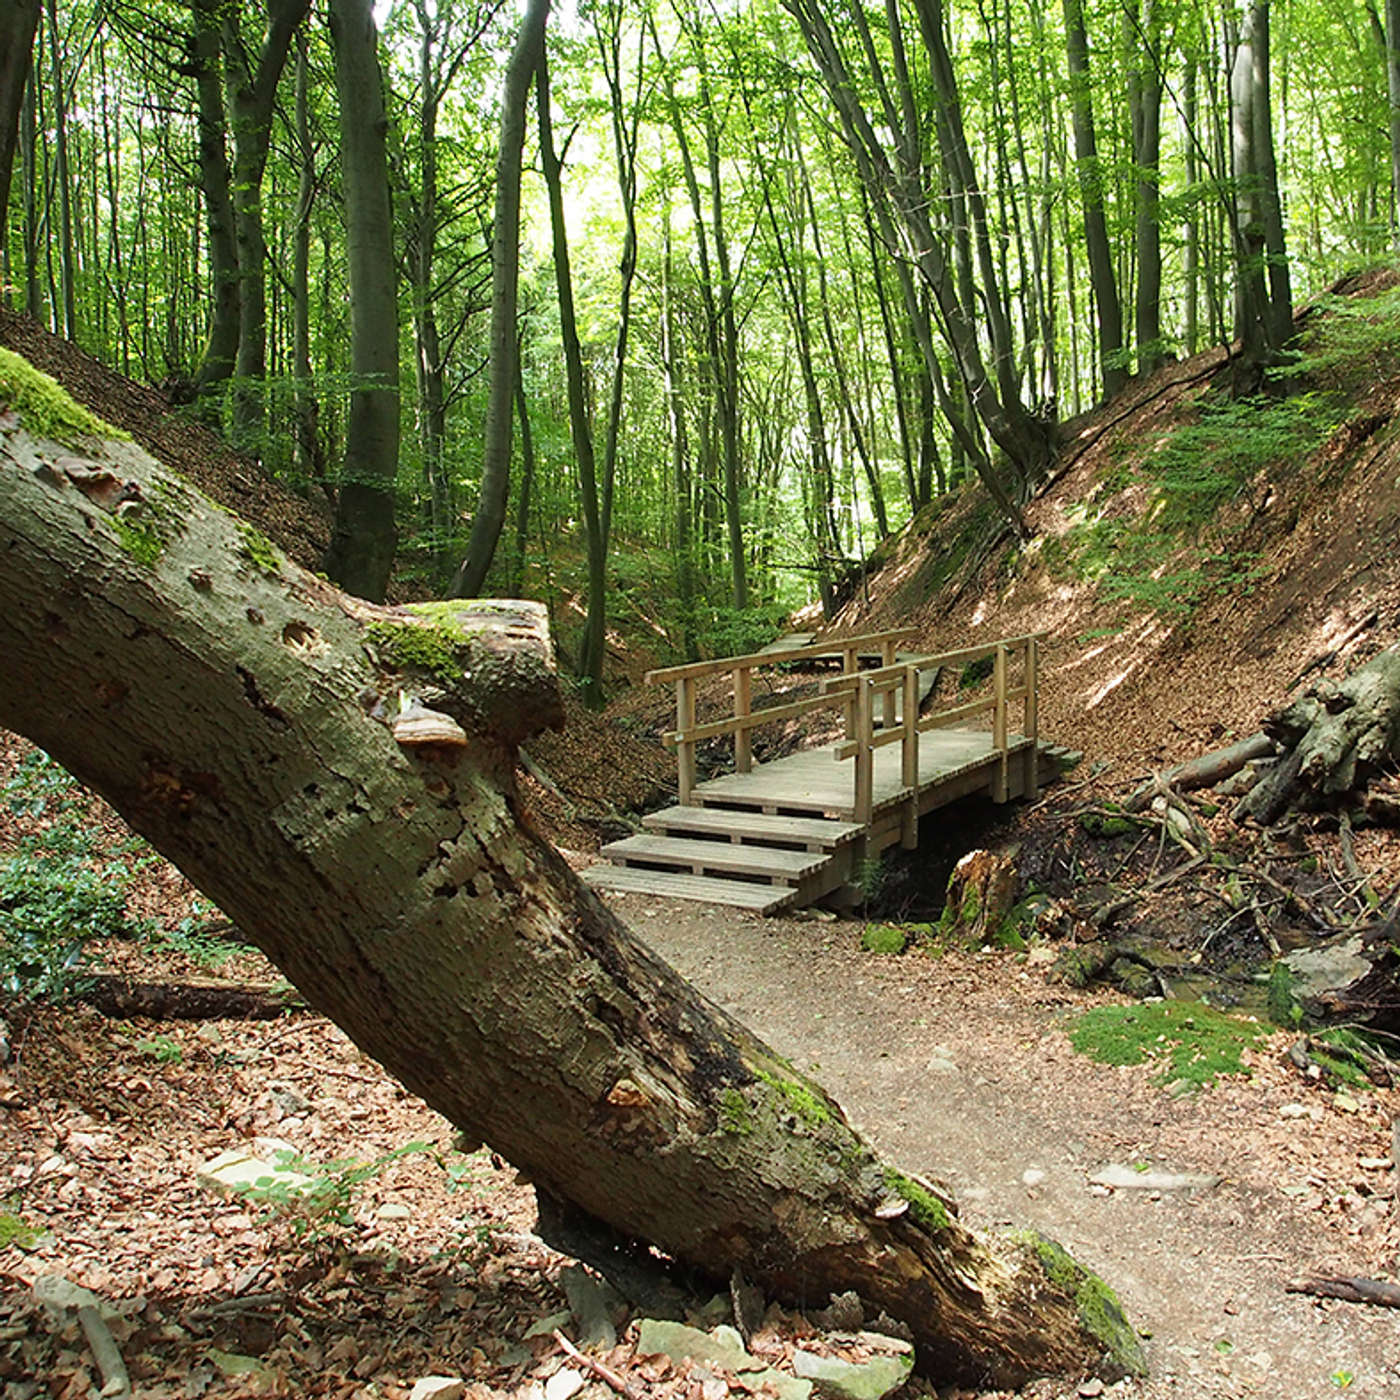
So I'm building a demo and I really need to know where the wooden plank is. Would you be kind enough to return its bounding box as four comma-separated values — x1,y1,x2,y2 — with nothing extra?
581,865,793,913
600,835,826,880
642,806,863,848
665,690,838,746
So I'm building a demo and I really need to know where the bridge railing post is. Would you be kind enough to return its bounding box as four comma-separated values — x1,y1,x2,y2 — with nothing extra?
901,662,919,848
733,664,752,773
1025,637,1039,795
853,672,873,824
992,644,1009,802
881,638,898,730
676,677,697,805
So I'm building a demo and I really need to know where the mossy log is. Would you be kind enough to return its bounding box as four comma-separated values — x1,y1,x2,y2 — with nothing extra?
1238,646,1400,824
0,388,1145,1386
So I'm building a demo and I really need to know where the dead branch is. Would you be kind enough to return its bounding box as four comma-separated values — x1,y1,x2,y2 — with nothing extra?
1125,733,1275,813
1285,1275,1400,1309
554,1329,644,1400
80,973,303,1021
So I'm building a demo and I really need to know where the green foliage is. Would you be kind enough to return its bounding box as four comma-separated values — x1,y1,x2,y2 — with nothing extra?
146,901,250,969
1,751,140,1000
0,348,127,444
1311,1028,1379,1089
692,603,790,660
135,1034,184,1065
1067,1000,1264,1090
1051,391,1336,621
1284,285,1400,388
238,1142,434,1241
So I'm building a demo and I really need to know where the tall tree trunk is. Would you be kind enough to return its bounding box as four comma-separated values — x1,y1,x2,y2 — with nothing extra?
0,396,1146,1393
221,0,313,452
536,46,606,710
291,31,324,499
0,0,40,258
661,217,698,661
1062,0,1126,399
451,0,549,599
45,0,75,342
190,0,241,401
1384,0,1400,249
1130,0,1164,373
1183,59,1200,356
321,0,400,602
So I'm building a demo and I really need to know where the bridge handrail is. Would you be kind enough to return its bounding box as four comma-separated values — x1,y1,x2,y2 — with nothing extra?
647,627,920,803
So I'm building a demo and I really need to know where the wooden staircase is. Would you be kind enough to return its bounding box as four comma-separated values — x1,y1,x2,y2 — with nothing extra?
583,806,863,914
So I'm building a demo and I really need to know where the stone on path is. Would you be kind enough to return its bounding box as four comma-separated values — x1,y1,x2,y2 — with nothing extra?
1089,1163,1221,1193
408,1379,466,1400
196,1143,312,1199
559,1262,625,1350
634,1319,812,1400
792,1347,914,1400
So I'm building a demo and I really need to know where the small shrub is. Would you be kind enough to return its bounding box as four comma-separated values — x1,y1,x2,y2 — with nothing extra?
860,923,908,955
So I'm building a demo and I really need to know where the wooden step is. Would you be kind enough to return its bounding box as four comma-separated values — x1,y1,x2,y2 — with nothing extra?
582,864,796,913
642,805,862,850
600,835,827,882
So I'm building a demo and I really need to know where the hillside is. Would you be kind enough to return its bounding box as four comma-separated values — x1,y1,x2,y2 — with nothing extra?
827,271,1400,786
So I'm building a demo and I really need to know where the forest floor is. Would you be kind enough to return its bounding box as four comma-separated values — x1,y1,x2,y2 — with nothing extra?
5,290,1400,1397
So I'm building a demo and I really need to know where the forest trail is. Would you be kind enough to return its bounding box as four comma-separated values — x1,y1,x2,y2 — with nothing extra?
613,891,1400,1400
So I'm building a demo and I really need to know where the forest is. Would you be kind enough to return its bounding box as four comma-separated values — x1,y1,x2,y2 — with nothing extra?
6,0,1400,1394
0,0,1385,673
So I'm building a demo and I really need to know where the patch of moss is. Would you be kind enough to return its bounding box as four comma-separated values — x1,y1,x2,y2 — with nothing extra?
861,923,908,955
1024,1233,1147,1377
236,523,282,576
717,1088,754,1136
365,619,464,686
113,516,164,566
1068,1000,1263,1090
0,1210,44,1250
881,1168,950,1232
0,348,128,444
756,1066,834,1128
1312,1028,1377,1089
1080,812,1139,838
1266,961,1303,1029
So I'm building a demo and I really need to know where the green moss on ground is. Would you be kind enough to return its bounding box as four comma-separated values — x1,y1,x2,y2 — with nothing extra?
861,923,908,955
1266,961,1303,1029
1067,999,1263,1090
0,1210,45,1250
0,348,128,445
1023,1233,1147,1376
881,1168,950,1232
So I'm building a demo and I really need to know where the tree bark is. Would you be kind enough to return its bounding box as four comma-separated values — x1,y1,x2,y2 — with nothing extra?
451,0,550,600
0,401,1145,1390
322,0,400,603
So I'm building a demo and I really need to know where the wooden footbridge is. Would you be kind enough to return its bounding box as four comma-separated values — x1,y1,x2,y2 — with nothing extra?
584,627,1050,913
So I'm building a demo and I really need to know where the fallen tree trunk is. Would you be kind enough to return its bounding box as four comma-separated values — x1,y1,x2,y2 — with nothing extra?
1238,646,1400,824
0,384,1144,1386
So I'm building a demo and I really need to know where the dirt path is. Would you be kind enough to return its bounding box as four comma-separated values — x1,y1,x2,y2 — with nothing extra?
613,893,1400,1399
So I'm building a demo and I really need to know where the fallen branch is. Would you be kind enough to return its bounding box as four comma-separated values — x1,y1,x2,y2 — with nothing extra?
1091,854,1207,930
80,973,303,1021
1285,1275,1400,1309
1287,610,1379,691
1125,733,1275,813
554,1329,644,1400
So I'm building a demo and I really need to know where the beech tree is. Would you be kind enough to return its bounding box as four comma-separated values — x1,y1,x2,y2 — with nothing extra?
0,368,1146,1391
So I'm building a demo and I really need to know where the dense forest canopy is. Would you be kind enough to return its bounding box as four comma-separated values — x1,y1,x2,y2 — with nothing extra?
0,0,1390,681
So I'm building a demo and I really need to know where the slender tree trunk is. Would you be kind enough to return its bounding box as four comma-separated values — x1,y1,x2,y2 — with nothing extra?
1062,0,1126,398
45,0,75,342
321,0,400,602
1130,0,1164,372
661,219,697,661
191,0,240,401
0,0,40,258
1183,59,1200,356
509,347,535,598
0,395,1147,1395
291,31,323,498
451,0,549,599
536,48,606,710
